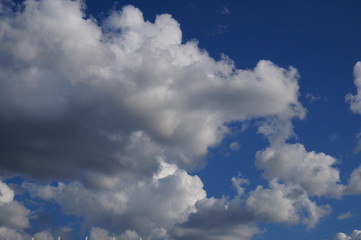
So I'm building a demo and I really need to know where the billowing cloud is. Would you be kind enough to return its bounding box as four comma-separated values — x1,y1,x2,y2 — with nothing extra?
0,0,304,185
345,166,361,194
334,230,361,240
346,62,361,114
23,162,206,238
90,227,141,240
3,0,356,239
0,181,30,231
256,143,345,197
245,180,330,228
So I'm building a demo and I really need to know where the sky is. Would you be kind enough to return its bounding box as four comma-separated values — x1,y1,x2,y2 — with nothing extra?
1,0,361,240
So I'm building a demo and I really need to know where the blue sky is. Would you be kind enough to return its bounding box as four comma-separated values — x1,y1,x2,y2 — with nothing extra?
1,0,361,240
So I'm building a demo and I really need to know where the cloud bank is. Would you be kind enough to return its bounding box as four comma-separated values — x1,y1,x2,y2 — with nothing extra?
0,0,305,186
1,0,361,239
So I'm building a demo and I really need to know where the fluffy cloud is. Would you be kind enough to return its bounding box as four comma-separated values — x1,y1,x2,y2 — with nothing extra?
0,181,14,204
89,227,141,240
170,197,259,240
246,181,330,228
0,181,30,230
0,0,304,185
346,62,361,114
170,179,330,239
335,230,361,240
24,167,334,239
3,0,345,239
255,143,345,197
345,166,361,194
0,228,55,240
23,161,206,238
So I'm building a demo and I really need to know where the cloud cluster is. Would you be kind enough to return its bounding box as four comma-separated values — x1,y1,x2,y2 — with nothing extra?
256,143,345,197
3,0,360,239
246,180,330,228
0,180,32,239
0,181,29,230
23,162,206,238
0,0,305,185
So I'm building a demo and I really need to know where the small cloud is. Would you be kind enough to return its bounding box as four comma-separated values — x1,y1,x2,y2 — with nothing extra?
221,7,231,15
241,121,250,132
353,131,361,153
337,211,353,220
229,141,240,151
305,93,322,103
216,24,228,34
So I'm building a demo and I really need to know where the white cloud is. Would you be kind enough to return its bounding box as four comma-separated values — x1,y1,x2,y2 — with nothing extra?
346,165,361,194
33,231,55,240
23,161,206,238
0,201,30,230
337,212,353,220
0,181,14,204
2,0,345,239
256,143,345,197
0,227,30,240
0,181,30,230
246,180,330,228
89,227,146,240
0,228,55,240
229,141,241,151
0,0,304,185
346,62,361,114
335,230,361,240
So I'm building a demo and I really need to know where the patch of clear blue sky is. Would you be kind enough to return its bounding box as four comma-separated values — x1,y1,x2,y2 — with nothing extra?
10,0,361,239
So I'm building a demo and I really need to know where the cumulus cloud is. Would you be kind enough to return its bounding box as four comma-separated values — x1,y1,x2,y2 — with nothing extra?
23,161,330,239
246,180,330,228
171,179,330,239
0,228,55,240
335,230,361,240
23,161,206,238
90,227,141,240
0,0,304,185
346,62,361,114
0,181,51,240
171,197,259,240
0,181,30,230
256,143,345,197
345,166,361,194
0,181,14,204
2,0,346,239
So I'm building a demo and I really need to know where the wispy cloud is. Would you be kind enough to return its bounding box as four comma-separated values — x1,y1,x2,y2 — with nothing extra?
221,6,231,15
337,211,353,220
